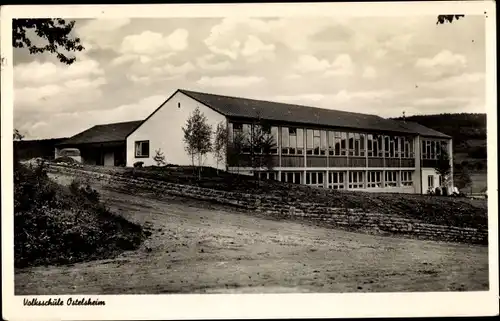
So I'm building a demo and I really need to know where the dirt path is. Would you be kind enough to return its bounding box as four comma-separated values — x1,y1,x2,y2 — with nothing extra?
15,175,489,294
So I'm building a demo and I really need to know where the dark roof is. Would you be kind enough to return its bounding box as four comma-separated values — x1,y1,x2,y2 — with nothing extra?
179,89,417,135
58,120,142,146
395,121,451,138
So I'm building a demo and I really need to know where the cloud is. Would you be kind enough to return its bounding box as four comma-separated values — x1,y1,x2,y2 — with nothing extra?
120,29,188,56
14,59,104,85
197,76,265,87
241,35,276,62
362,66,377,79
77,18,131,50
293,54,354,77
17,95,166,140
415,50,468,77
196,54,231,71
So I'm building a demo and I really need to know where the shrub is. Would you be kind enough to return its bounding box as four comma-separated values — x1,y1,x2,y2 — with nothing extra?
133,161,144,168
14,162,147,268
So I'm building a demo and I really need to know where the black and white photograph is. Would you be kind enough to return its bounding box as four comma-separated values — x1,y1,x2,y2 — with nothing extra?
1,1,498,320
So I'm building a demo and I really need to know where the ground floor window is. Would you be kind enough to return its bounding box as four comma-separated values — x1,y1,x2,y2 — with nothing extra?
438,175,443,187
281,172,302,184
256,171,278,181
134,140,150,158
306,172,325,187
385,171,398,187
367,171,382,188
348,171,364,189
428,175,434,188
401,171,413,186
328,171,345,189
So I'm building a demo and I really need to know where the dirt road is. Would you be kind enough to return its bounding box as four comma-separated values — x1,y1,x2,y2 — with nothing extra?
15,175,489,294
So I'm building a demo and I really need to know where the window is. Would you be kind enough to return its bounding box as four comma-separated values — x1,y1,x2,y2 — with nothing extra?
428,175,434,188
306,172,324,187
348,171,364,189
270,126,279,154
369,134,383,157
367,134,373,157
430,141,435,159
281,172,302,184
385,171,398,187
439,175,443,187
340,132,347,156
328,172,345,189
135,141,150,158
242,124,252,153
296,128,304,154
320,130,327,155
348,133,365,157
367,171,382,188
306,129,325,156
281,127,303,155
401,137,414,158
401,171,413,186
258,171,278,181
384,136,390,158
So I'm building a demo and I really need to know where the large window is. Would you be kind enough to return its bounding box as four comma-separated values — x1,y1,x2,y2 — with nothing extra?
421,139,443,160
281,127,303,155
306,172,324,187
281,172,302,184
348,171,364,189
270,126,279,154
385,135,398,158
401,137,414,158
328,172,345,189
135,140,150,158
257,171,278,181
306,129,326,155
348,133,366,157
367,171,382,188
401,171,413,186
385,171,398,187
368,134,383,157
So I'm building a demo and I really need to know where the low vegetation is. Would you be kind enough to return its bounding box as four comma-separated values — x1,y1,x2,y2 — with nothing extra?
14,161,149,268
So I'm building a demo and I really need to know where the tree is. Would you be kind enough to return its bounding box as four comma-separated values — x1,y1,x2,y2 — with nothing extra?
182,107,213,179
248,118,276,186
13,19,84,65
436,15,465,25
13,129,25,141
454,166,472,193
213,121,228,175
153,149,167,167
434,145,451,187
227,130,246,175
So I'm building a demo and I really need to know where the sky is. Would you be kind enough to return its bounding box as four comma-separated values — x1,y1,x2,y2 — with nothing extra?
13,15,487,139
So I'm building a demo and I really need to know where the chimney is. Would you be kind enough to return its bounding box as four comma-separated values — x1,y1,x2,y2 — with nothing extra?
402,111,406,123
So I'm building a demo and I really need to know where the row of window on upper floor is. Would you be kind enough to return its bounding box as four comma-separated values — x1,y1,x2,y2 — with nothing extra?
228,122,418,158
421,139,449,160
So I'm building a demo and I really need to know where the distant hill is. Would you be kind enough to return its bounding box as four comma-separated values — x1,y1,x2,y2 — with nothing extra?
392,113,487,170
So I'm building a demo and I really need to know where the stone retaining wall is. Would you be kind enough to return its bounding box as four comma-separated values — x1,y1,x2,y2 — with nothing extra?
47,164,488,245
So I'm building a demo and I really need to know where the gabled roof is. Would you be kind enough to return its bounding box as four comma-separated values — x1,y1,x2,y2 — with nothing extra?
395,121,451,139
179,89,417,135
58,120,142,146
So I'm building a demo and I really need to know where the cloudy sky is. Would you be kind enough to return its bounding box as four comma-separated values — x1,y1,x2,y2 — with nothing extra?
13,15,486,139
